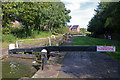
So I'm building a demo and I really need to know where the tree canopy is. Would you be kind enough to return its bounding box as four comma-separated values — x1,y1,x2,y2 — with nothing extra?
2,2,71,37
87,2,120,35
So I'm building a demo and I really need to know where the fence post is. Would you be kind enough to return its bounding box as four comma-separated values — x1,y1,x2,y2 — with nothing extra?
16,41,18,48
19,42,22,48
40,49,49,70
48,37,51,46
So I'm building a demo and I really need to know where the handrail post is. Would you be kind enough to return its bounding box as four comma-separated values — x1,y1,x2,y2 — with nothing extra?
48,37,51,46
16,41,18,48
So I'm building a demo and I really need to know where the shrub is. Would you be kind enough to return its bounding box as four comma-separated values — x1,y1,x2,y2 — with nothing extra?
2,34,16,42
2,27,11,34
85,31,91,36
54,27,69,34
9,24,27,38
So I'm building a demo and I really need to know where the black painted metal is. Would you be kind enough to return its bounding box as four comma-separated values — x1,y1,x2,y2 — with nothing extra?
8,45,97,54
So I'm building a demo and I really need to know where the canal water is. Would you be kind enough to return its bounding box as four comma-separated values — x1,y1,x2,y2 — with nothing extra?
2,56,39,78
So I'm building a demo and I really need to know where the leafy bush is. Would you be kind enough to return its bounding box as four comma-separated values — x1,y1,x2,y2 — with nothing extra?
2,34,17,42
80,28,86,34
69,31,80,34
2,27,11,34
54,27,69,34
9,24,26,38
10,24,23,32
34,30,51,38
33,30,39,36
2,34,16,42
85,31,91,36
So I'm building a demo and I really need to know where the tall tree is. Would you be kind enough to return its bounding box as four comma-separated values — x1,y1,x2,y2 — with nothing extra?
2,2,71,37
87,2,120,36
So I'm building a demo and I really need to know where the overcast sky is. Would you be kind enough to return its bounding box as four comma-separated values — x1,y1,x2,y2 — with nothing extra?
61,0,100,29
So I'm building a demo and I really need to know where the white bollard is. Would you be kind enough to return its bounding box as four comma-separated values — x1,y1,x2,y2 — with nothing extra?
9,44,15,49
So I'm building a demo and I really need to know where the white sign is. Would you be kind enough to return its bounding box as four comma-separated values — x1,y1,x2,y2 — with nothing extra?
97,46,115,52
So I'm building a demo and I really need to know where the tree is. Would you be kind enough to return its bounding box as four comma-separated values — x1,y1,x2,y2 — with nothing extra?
87,2,120,36
80,28,86,33
2,2,71,37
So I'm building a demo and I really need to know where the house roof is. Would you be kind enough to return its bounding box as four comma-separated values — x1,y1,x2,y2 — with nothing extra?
10,20,20,25
66,25,72,28
72,25,79,29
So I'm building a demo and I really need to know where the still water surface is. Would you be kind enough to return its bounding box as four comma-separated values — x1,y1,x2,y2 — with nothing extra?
2,57,38,78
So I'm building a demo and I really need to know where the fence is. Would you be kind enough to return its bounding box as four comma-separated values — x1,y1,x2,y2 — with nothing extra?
13,33,71,49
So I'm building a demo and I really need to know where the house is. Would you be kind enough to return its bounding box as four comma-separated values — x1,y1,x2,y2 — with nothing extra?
66,25,80,32
9,20,22,28
71,25,80,32
9,20,20,25
66,25,72,31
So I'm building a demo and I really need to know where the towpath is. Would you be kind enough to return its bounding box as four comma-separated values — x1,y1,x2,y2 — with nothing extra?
32,35,120,78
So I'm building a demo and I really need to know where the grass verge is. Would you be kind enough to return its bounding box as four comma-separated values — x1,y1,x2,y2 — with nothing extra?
2,31,52,48
2,31,64,48
72,36,120,63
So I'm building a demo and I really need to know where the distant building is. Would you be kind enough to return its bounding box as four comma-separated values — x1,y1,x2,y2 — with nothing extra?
43,25,49,30
9,20,20,25
9,20,22,28
66,25,80,32
66,25,72,28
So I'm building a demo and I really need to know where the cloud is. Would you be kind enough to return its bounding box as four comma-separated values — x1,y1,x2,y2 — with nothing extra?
61,0,100,28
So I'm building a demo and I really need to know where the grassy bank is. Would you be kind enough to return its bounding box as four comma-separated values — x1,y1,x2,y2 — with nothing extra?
2,31,52,48
72,36,120,63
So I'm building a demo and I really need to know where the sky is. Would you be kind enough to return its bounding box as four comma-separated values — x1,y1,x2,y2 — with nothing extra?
61,0,100,29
